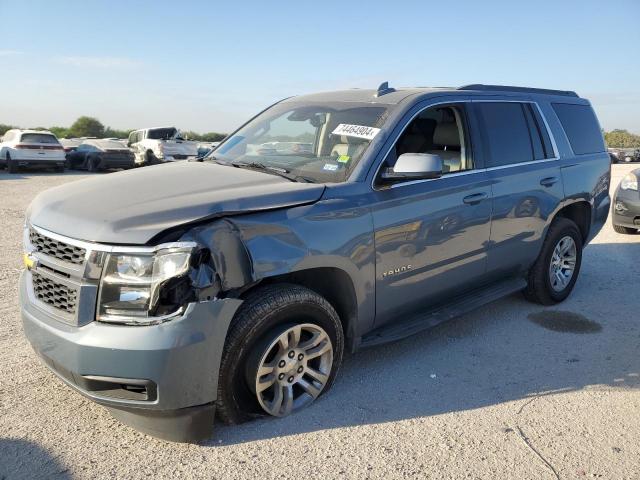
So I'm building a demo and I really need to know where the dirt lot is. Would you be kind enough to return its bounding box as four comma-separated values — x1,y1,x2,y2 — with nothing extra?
1,165,639,479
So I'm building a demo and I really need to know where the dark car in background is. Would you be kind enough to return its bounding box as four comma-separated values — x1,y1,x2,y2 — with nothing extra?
612,168,640,234
66,139,135,172
609,148,639,163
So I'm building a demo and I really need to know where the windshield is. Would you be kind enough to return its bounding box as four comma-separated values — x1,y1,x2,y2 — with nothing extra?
20,133,59,144
210,101,392,183
147,128,179,140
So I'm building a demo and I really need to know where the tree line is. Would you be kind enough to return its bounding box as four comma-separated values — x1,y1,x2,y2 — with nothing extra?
0,116,227,142
3,117,640,148
603,129,640,149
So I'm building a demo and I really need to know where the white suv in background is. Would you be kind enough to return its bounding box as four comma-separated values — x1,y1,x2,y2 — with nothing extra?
0,129,66,173
127,126,198,165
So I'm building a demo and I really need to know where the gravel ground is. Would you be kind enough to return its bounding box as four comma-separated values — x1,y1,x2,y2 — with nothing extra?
1,165,639,479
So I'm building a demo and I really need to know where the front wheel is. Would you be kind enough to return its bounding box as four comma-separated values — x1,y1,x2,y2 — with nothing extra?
524,217,583,305
216,284,344,424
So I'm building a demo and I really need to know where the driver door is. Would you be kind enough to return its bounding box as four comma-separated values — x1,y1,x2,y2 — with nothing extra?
370,101,493,328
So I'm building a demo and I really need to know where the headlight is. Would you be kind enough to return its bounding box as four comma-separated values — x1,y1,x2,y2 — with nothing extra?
97,248,193,325
620,173,638,191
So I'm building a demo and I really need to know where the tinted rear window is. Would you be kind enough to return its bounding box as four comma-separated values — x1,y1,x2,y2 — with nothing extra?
476,102,534,167
552,103,605,155
147,128,177,140
19,133,59,144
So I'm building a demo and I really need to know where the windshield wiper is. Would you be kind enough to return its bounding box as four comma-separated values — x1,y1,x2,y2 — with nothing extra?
231,162,300,182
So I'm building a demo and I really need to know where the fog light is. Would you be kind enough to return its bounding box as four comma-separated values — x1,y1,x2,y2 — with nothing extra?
615,201,628,212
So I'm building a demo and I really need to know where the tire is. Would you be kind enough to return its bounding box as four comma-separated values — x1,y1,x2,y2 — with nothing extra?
7,153,18,174
56,165,65,173
145,150,158,165
87,155,100,172
216,284,344,425
613,224,638,234
624,156,633,163
524,217,583,305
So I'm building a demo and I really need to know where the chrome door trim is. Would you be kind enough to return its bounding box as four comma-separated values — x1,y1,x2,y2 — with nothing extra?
371,98,562,191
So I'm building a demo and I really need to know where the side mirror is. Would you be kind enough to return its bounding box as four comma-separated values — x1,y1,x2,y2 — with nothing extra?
381,153,443,182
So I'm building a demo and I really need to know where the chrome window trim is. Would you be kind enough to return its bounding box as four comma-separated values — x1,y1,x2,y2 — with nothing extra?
389,168,483,189
29,224,196,254
371,100,473,191
372,98,561,191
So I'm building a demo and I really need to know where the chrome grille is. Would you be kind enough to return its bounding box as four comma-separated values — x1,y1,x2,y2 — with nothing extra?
31,272,78,314
29,228,86,264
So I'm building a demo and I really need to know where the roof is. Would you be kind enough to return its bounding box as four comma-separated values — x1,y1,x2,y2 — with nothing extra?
7,129,56,135
284,83,580,105
283,88,446,105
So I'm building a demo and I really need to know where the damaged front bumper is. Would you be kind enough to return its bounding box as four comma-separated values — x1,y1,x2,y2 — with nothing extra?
20,270,242,442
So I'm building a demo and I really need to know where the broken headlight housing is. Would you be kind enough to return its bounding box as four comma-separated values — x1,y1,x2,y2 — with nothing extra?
97,246,195,325
620,173,638,191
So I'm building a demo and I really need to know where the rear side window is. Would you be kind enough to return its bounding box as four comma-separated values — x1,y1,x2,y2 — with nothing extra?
552,103,605,155
476,103,534,167
19,133,59,144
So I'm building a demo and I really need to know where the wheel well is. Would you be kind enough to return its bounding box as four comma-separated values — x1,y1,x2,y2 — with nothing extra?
555,202,591,242
244,268,358,348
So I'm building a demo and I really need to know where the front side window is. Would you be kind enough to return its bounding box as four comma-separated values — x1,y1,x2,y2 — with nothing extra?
211,101,392,183
385,104,471,175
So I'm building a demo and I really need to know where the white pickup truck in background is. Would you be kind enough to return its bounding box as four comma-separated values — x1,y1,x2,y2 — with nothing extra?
127,126,199,165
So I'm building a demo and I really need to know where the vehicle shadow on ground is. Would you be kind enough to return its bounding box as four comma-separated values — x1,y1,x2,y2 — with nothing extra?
0,438,72,479
212,241,640,446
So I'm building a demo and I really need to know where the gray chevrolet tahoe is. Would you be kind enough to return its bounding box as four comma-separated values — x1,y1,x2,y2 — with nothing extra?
20,83,611,442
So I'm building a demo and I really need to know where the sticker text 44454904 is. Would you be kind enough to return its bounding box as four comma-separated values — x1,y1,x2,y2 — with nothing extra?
332,124,381,141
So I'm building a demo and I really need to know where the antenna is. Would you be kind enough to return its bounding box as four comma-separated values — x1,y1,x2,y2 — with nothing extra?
375,81,396,97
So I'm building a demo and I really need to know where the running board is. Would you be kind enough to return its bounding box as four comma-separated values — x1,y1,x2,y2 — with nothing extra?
360,277,527,349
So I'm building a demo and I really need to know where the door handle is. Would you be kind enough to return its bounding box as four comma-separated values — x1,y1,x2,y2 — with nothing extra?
462,192,488,205
540,176,559,187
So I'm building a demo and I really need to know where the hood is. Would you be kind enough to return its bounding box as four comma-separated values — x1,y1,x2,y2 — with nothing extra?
28,161,325,244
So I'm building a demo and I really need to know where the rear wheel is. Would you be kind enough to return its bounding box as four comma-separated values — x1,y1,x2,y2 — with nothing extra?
7,153,18,174
216,284,344,424
613,224,638,234
145,150,158,165
524,217,583,305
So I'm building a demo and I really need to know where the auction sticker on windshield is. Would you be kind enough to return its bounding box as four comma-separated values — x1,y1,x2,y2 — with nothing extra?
332,124,381,141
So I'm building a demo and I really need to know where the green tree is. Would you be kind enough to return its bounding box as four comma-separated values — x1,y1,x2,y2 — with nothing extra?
200,132,227,142
0,124,17,136
67,116,105,138
104,127,133,139
48,126,69,138
604,129,640,148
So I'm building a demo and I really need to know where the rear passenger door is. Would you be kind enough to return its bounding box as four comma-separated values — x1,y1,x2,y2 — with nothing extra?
472,100,563,278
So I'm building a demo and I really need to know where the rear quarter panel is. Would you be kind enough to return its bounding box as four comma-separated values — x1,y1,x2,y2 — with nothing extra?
538,100,611,243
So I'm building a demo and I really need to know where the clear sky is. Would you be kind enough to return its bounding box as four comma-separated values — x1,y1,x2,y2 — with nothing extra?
1,0,639,134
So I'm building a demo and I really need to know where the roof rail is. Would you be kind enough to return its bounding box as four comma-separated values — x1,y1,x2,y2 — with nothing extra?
458,84,578,98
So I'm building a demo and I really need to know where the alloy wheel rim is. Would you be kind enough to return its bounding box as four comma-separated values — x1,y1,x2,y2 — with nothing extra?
254,323,333,417
548,235,577,292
